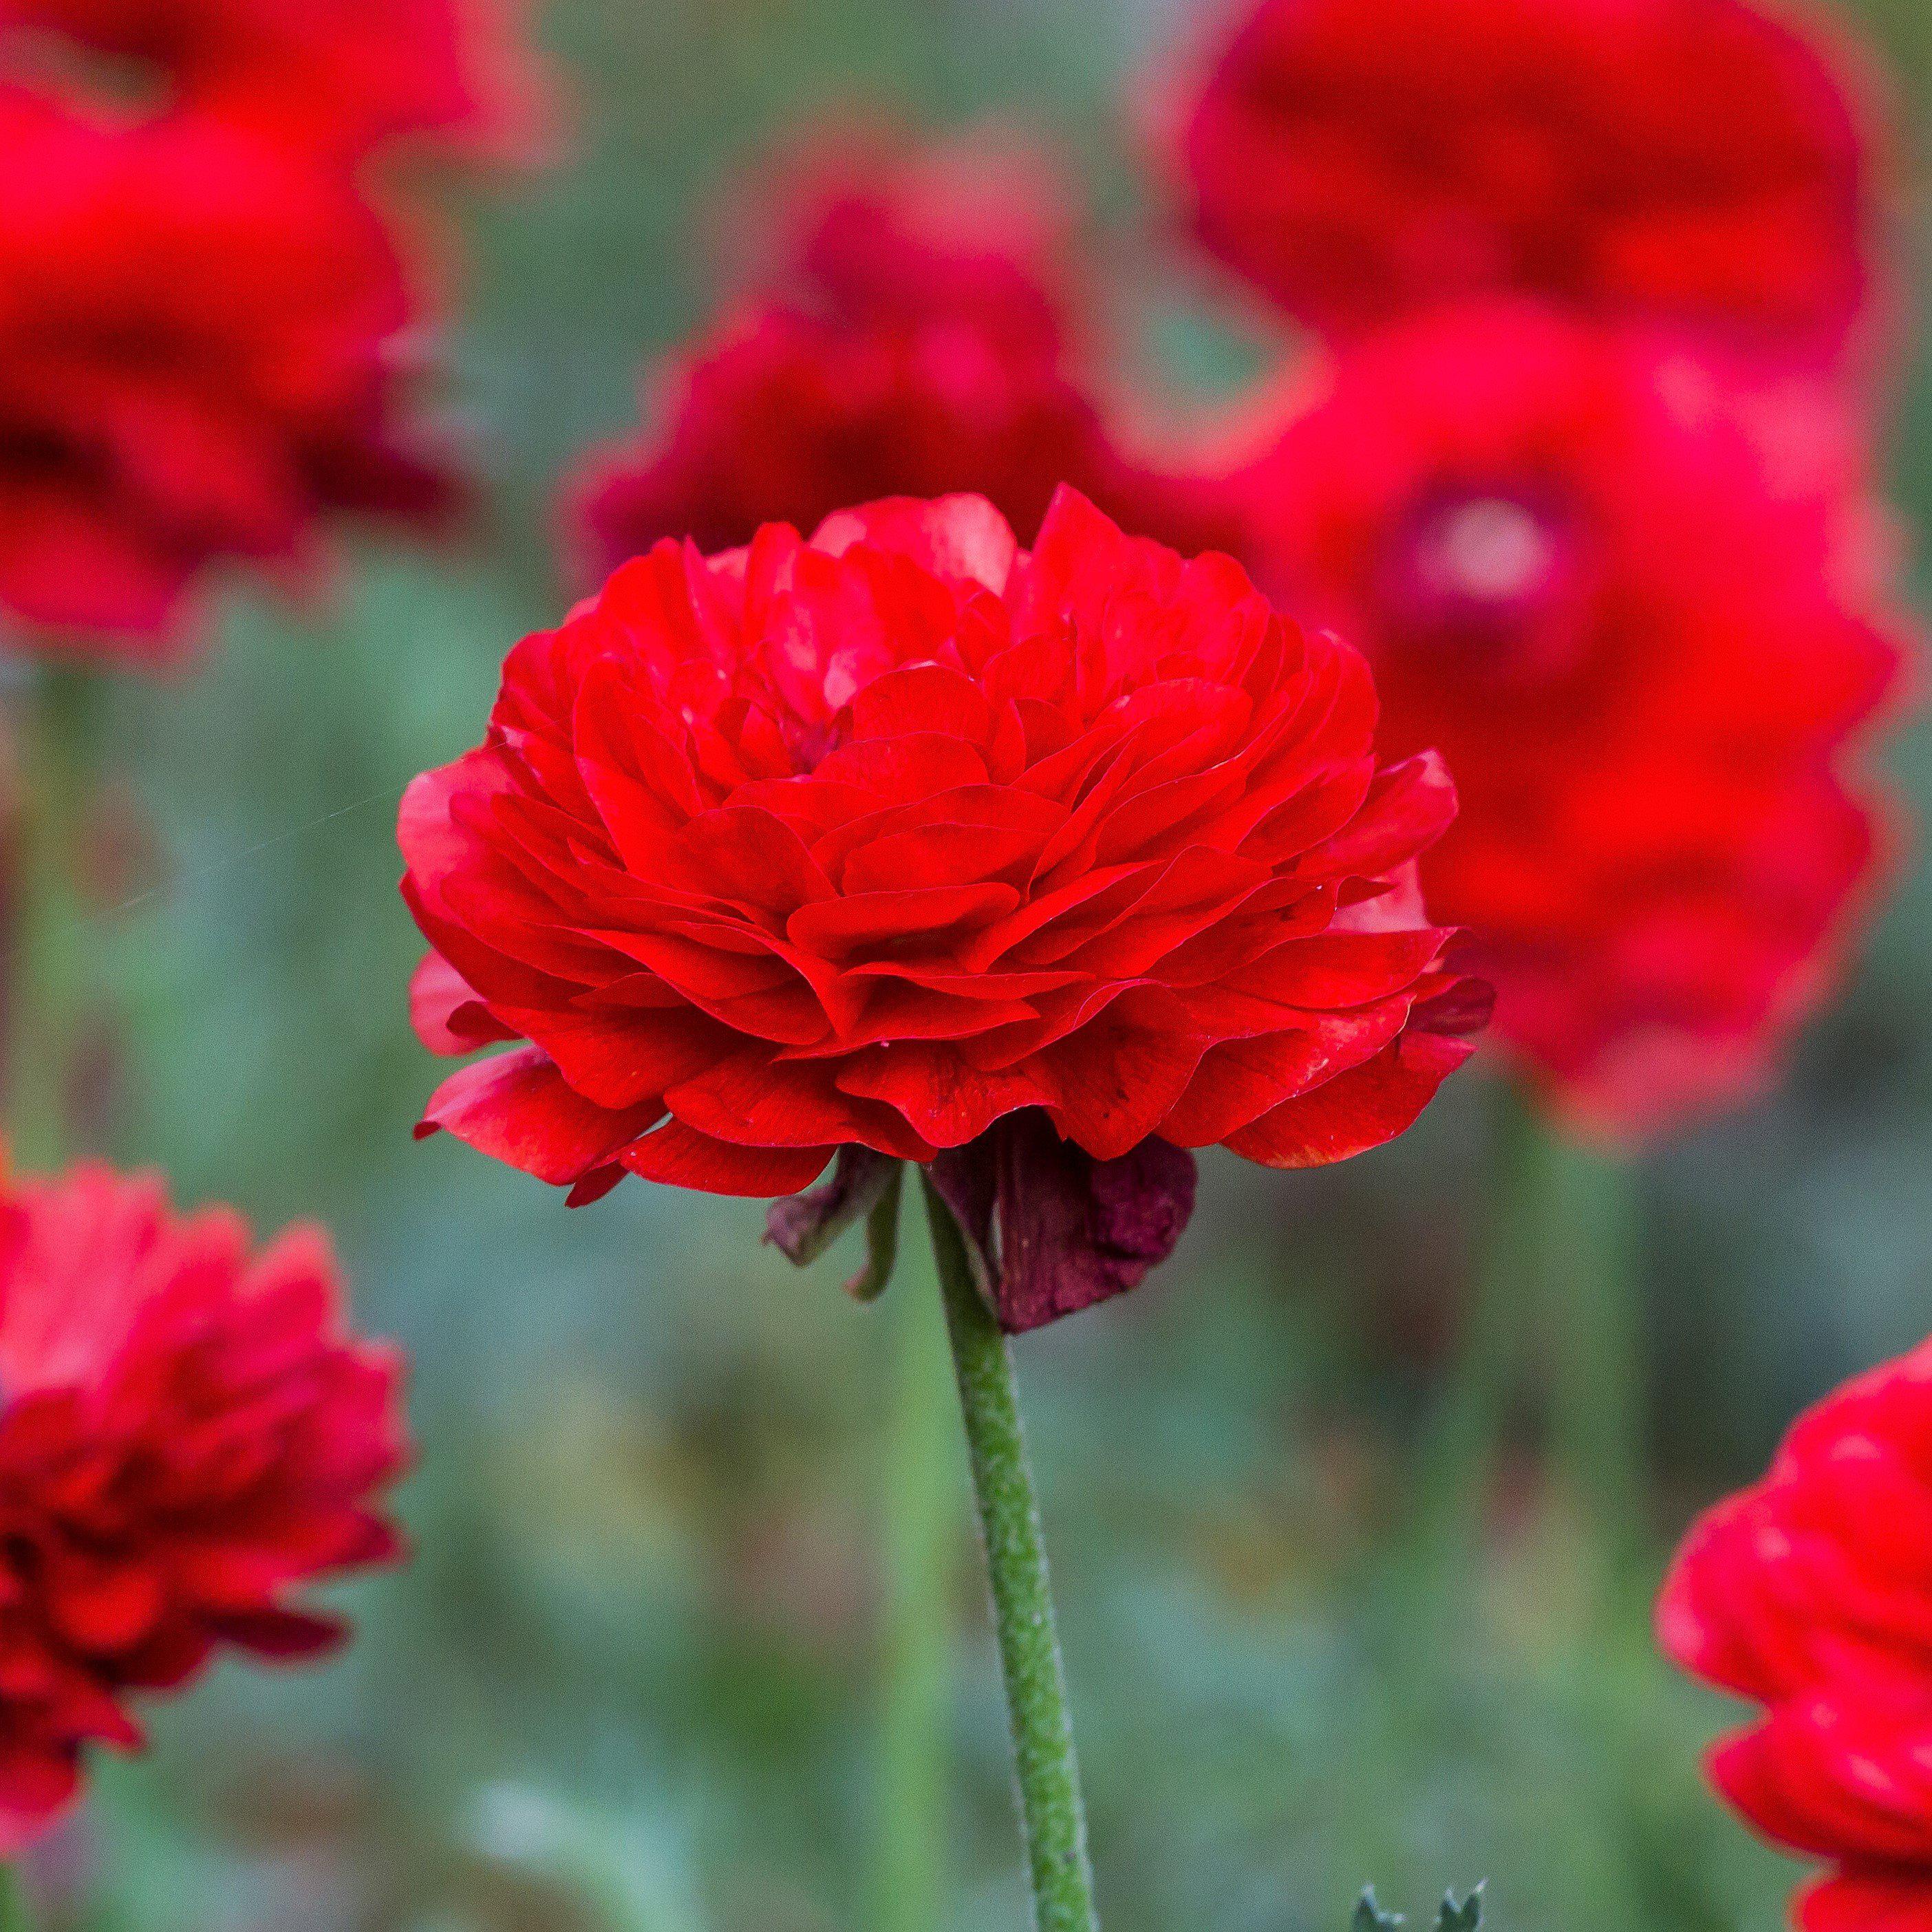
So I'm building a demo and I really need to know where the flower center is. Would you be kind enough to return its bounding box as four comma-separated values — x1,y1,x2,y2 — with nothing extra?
1416,496,1556,605
1381,485,1582,678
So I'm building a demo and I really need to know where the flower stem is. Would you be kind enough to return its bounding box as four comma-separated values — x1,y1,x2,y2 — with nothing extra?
8,666,103,1170
921,1177,1098,1932
0,1867,32,1932
1543,1128,1646,1582
1409,1079,1545,1566
1410,1082,1647,1588
868,1216,960,1932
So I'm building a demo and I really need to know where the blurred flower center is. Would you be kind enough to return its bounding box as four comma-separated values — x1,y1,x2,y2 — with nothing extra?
1384,486,1581,676
1417,495,1556,605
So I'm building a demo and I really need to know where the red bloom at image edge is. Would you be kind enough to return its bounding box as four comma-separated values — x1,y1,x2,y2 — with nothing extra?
402,489,1488,1330
0,0,549,160
0,89,455,661
1240,299,1911,1136
0,1158,409,1853
1660,1340,1932,1930
1169,0,1887,365
568,134,1239,581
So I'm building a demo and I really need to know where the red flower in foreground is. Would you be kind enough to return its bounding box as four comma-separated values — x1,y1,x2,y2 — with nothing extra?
0,89,453,661
403,489,1485,1329
1170,0,1884,365
1240,301,1908,1134
0,0,544,159
569,136,1234,579
0,1159,408,1853
1660,1339,1932,1930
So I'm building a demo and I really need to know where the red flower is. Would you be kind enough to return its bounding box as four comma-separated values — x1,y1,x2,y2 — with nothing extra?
1660,1340,1932,1930
1237,300,1908,1134
0,89,453,660
402,489,1483,1325
1169,0,1885,365
0,1158,409,1854
568,135,1236,579
0,0,544,160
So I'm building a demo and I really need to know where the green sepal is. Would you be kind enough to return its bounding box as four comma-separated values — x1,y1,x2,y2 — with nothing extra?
844,1161,903,1302
766,1148,899,1269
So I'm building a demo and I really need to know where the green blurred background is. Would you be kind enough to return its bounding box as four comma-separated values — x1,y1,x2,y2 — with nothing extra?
39,0,1932,1926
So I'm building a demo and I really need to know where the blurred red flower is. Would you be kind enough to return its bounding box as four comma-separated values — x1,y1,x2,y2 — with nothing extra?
0,1157,408,1854
402,489,1483,1322
1168,0,1885,366
1660,1339,1932,1930
0,0,545,160
1239,301,1909,1134
0,89,454,661
568,136,1236,579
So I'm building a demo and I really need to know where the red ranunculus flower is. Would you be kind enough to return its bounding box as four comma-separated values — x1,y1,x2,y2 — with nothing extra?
0,88,453,661
0,0,544,159
0,1157,409,1853
568,136,1236,581
1660,1340,1932,1930
1238,299,1908,1135
402,489,1485,1329
1168,0,1885,365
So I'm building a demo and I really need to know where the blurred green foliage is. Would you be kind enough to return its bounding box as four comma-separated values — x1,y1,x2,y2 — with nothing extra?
23,1,1932,1929
1353,1890,1481,1932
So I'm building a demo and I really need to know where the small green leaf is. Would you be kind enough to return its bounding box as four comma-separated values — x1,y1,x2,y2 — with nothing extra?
1353,1889,1402,1932
844,1163,903,1301
766,1148,899,1268
1349,1885,1483,1931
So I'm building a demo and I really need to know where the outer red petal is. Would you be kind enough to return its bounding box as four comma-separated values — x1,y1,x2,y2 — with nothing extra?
416,1045,664,1188
1225,1028,1476,1170
619,1124,835,1197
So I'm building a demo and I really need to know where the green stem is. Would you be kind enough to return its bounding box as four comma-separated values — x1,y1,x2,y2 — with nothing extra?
1408,1083,1648,1592
921,1179,1097,1932
1543,1130,1646,1584
0,1867,32,1932
868,1216,960,1932
1408,1080,1545,1567
9,666,103,1170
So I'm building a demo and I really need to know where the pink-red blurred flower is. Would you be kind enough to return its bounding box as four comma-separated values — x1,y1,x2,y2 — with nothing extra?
0,1158,409,1854
0,0,546,160
568,136,1237,578
0,88,454,663
1660,1339,1932,1930
402,489,1483,1323
1239,300,1909,1135
1169,0,1885,367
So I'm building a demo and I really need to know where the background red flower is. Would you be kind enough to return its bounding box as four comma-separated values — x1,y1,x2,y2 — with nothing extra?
1660,1339,1932,1930
402,489,1481,1271
1237,299,1909,1134
0,88,454,660
0,1158,409,1855
567,133,1237,579
1168,0,1885,366
0,0,546,160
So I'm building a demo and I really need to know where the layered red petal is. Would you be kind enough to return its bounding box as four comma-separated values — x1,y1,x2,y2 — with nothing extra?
1662,1335,1932,1926
0,89,457,662
404,486,1481,1216
1243,300,1912,1136
0,1161,409,1852
1168,0,1883,365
